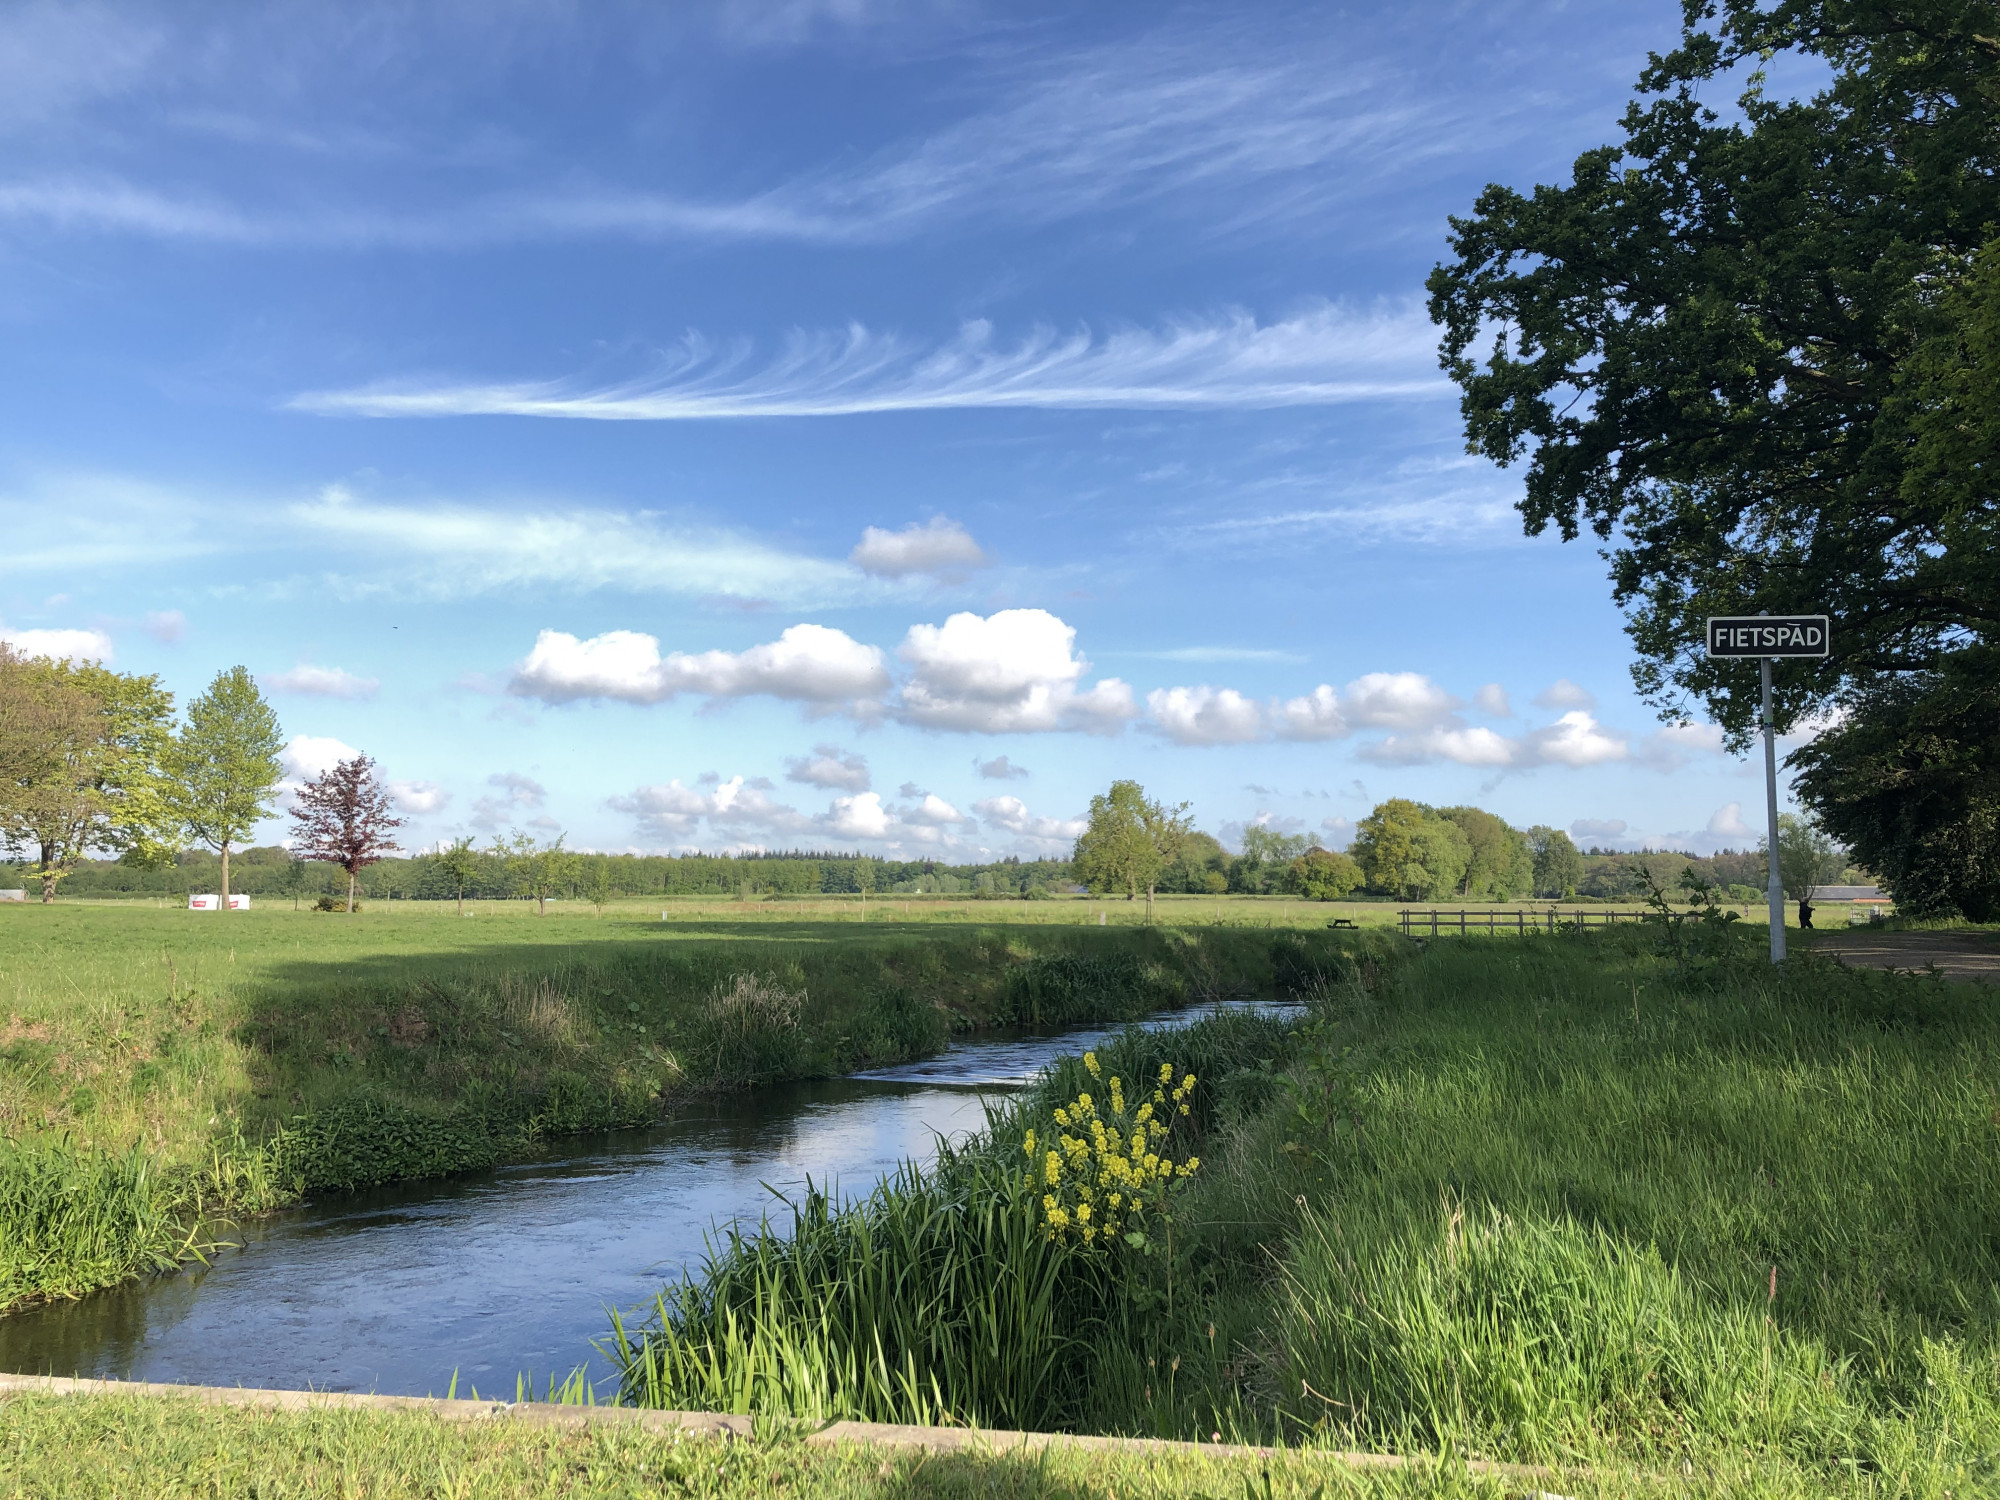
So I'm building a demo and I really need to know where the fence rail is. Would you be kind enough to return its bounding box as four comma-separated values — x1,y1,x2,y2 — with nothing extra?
1398,907,1652,937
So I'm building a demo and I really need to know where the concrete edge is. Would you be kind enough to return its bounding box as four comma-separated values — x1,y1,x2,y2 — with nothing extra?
0,1372,1551,1481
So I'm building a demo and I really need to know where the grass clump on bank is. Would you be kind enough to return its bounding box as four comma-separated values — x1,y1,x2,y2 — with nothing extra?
611,927,2000,1493
0,905,1335,1312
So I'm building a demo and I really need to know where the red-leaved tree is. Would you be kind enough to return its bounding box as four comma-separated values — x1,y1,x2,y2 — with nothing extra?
289,754,403,914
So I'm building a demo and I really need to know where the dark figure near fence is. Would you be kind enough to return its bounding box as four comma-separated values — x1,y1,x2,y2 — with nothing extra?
1799,900,1814,930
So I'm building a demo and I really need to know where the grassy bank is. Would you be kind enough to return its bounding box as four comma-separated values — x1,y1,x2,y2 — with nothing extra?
0,901,1353,1312
613,927,2000,1493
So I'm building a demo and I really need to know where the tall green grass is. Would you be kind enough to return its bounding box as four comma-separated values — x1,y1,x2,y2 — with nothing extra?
609,1006,1305,1430
608,928,2000,1493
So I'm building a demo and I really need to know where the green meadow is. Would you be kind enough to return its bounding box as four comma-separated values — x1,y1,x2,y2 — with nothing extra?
4,899,1996,1498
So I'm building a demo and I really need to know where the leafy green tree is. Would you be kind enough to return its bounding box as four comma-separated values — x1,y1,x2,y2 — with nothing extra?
1285,848,1363,901
495,830,577,915
1790,648,2000,920
1351,799,1428,898
1438,806,1533,899
1,648,178,901
1767,811,1845,905
584,855,613,915
1231,825,1316,895
1429,1,2000,739
1526,826,1585,900
1072,780,1191,911
1409,819,1473,902
434,835,481,917
162,667,285,910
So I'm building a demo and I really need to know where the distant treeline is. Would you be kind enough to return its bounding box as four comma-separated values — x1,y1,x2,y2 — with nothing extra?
15,840,1797,904
34,847,1078,902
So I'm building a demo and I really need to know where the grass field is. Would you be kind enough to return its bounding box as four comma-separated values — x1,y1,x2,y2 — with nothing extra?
8,897,1986,1496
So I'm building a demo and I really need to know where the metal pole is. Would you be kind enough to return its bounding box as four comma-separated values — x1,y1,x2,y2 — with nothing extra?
1762,654,1786,963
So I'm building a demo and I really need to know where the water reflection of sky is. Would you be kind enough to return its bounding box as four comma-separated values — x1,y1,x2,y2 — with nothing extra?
0,1003,1293,1397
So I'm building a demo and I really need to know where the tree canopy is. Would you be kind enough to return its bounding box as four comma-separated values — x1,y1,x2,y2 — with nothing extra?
162,666,284,905
290,754,403,914
0,645,176,899
1429,0,2000,738
1072,780,1193,908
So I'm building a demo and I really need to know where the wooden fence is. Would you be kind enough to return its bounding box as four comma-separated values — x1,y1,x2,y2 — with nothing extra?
1398,907,1650,937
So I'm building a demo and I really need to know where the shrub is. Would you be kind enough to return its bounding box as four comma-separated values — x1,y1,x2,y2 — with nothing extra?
1003,952,1168,1027
680,972,811,1085
843,986,949,1066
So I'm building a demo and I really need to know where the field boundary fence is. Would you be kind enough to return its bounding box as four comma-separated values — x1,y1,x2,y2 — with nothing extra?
1398,907,1651,937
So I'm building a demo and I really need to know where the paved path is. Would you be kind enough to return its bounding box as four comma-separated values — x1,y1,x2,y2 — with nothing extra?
1808,929,2000,986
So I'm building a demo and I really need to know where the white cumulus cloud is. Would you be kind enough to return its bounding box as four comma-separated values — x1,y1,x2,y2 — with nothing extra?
1571,818,1628,839
281,734,360,781
509,624,889,707
389,780,449,815
1147,684,1266,745
1343,671,1460,731
823,791,893,839
897,608,1135,734
263,663,380,699
850,517,989,577
1273,684,1348,741
1,625,113,663
1533,677,1596,710
1707,803,1755,841
973,795,1086,852
784,743,870,790
1473,683,1511,717
1361,710,1629,769
975,754,1029,779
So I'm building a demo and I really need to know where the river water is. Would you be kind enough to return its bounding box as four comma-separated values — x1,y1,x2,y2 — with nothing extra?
0,1005,1289,1398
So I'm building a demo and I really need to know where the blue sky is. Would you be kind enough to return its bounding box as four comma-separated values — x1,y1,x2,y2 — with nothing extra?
0,0,1795,860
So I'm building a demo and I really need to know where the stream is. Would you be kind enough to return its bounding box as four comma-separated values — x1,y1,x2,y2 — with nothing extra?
0,1003,1291,1398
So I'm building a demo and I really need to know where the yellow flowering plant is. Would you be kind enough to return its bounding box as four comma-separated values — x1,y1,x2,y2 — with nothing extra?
1025,1052,1199,1251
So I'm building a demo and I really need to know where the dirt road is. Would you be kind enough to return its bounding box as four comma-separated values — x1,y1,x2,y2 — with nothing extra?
1808,928,2000,986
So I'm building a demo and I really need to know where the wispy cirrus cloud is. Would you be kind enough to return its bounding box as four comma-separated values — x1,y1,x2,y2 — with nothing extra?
291,303,1444,421
285,485,872,606
0,15,1505,252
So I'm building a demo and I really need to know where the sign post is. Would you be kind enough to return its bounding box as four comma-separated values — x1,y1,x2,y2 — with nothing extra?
1705,614,1830,963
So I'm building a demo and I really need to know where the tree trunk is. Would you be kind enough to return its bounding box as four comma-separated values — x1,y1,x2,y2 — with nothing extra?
346,869,357,914
455,888,464,918
1146,880,1156,917
537,891,547,915
38,840,56,903
221,843,231,910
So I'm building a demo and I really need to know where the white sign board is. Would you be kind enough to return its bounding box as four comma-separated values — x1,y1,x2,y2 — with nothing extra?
0,890,25,902
229,894,251,910
189,894,219,910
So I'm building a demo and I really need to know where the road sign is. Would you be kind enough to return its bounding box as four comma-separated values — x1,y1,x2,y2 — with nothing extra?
1704,612,1832,966
1706,616,1830,658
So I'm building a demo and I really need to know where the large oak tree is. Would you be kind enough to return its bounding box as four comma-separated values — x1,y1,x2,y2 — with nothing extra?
1429,0,1999,738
